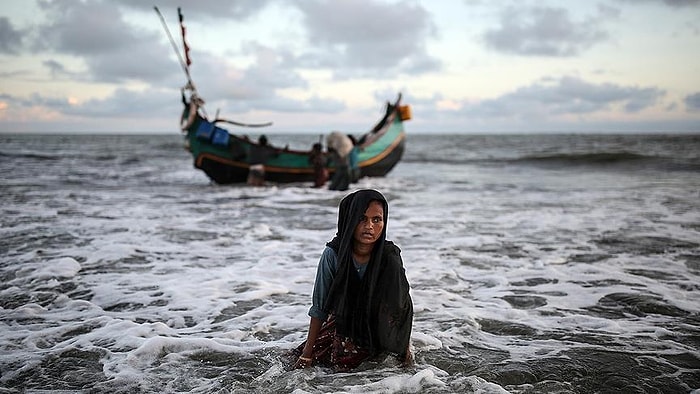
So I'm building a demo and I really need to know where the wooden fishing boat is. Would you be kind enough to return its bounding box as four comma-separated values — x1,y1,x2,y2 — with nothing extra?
155,7,410,184
179,93,410,184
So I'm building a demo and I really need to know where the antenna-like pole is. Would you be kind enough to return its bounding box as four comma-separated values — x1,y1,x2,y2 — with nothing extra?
154,6,193,87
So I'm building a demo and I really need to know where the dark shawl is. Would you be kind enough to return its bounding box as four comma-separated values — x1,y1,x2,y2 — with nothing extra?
323,189,413,356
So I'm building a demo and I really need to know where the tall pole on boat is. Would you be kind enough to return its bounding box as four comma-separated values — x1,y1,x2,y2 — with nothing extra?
154,6,194,89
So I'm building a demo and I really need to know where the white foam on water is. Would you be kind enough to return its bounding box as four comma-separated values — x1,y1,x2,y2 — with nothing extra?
2,135,699,392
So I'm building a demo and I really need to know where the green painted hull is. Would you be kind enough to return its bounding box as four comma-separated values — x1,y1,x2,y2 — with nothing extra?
181,96,408,184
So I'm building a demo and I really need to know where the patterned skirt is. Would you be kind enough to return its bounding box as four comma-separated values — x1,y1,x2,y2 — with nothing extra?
290,316,371,372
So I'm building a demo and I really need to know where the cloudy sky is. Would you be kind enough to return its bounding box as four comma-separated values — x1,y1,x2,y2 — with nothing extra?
1,0,699,134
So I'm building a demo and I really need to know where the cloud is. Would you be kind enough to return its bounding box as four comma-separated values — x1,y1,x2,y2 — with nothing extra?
614,0,700,7
684,92,700,111
294,0,441,78
42,59,78,80
179,42,353,118
4,92,72,110
1,1,696,134
0,17,23,54
0,0,339,126
185,42,313,113
0,88,173,119
460,76,665,119
35,1,131,55
62,88,174,118
33,1,179,84
241,94,346,114
659,0,700,6
122,0,272,20
483,6,618,57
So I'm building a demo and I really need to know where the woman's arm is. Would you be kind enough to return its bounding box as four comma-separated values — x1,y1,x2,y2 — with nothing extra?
296,247,337,368
294,316,323,368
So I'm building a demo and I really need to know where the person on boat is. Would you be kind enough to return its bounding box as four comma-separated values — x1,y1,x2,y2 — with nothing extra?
292,189,413,371
347,135,361,183
247,135,277,186
309,142,328,188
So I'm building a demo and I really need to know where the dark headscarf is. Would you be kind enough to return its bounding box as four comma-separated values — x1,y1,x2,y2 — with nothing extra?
324,189,413,356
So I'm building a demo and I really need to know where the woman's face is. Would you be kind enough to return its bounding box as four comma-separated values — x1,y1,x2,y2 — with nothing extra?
353,200,385,247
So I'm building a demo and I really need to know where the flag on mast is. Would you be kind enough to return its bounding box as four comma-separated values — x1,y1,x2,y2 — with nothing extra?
178,8,191,67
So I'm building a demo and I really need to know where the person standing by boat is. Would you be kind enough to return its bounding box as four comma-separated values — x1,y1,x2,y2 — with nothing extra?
328,148,350,191
326,132,352,191
247,135,276,186
309,142,328,188
292,189,413,371
347,135,361,183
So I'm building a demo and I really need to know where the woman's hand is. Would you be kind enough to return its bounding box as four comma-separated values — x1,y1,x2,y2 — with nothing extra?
402,347,413,367
294,355,313,369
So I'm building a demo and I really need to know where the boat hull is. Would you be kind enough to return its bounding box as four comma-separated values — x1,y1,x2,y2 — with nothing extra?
181,96,408,185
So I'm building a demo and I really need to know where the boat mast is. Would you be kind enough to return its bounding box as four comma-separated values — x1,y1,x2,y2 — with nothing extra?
154,6,194,89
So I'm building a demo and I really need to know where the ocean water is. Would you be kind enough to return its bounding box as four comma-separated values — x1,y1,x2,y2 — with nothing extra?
1,132,699,393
